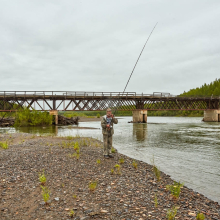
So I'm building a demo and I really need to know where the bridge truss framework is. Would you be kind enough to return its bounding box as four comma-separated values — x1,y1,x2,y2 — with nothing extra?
0,91,219,112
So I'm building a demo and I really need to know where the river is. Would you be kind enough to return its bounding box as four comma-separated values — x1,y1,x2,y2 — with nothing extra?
1,116,219,203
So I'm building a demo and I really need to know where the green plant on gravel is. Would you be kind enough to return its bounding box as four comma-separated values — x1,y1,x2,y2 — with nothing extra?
89,181,97,192
69,209,75,218
67,135,73,140
166,181,184,199
38,170,46,185
119,158,124,164
74,142,79,151
111,148,116,153
0,141,8,149
114,164,121,175
153,165,161,182
73,194,77,199
166,206,177,220
196,213,205,220
132,160,138,169
110,169,114,175
151,155,161,181
96,159,101,164
154,193,158,207
40,186,50,204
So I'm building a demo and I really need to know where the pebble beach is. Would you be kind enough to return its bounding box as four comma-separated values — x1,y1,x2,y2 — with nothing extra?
0,133,219,220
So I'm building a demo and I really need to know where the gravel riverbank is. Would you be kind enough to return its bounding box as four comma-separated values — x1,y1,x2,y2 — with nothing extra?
0,133,219,220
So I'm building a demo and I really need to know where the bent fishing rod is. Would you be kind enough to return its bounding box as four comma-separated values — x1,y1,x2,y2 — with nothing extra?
112,22,158,116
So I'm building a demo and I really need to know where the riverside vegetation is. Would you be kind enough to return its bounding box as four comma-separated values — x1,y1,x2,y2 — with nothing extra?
0,133,219,219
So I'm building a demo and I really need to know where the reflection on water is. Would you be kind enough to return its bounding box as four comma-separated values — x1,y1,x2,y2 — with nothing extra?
15,125,59,135
133,123,147,141
0,117,220,204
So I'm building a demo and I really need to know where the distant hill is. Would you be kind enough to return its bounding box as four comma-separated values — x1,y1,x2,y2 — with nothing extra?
180,78,220,97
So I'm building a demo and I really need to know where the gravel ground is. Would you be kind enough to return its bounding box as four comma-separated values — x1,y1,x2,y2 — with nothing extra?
0,133,219,220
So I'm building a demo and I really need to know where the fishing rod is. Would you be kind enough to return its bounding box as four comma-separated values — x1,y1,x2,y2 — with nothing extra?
113,22,158,116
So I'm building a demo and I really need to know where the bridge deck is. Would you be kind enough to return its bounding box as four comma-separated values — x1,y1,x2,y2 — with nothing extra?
0,91,219,111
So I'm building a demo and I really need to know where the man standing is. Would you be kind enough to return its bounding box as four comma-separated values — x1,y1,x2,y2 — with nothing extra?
101,108,118,158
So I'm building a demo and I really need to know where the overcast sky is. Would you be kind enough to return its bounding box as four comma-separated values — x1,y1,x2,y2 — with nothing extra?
0,0,220,95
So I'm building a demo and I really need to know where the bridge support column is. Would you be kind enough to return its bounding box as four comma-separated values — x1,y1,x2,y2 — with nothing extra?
50,110,58,125
132,110,147,123
204,109,220,122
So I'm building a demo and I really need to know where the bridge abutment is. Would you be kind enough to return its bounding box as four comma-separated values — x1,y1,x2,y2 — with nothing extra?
204,109,220,122
132,110,147,123
49,110,58,125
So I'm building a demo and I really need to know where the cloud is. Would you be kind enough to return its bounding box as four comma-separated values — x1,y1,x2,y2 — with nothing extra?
0,0,220,94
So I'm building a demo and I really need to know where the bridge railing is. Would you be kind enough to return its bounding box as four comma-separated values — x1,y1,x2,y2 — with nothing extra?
0,91,138,98
0,91,219,99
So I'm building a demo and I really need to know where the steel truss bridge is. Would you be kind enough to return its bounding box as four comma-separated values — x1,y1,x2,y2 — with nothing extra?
0,91,220,112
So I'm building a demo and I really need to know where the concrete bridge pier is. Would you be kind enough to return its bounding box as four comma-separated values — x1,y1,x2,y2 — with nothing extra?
49,110,58,125
132,110,147,123
203,109,220,122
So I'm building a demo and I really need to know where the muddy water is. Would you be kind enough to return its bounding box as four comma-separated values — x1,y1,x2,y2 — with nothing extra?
1,116,220,203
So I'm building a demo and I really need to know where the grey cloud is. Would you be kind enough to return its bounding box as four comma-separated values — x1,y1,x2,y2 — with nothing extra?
0,0,220,94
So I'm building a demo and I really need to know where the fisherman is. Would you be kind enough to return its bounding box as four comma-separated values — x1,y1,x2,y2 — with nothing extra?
101,108,118,159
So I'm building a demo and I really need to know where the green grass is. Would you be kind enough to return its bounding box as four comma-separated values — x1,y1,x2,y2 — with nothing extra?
89,181,97,192
166,206,177,220
69,209,75,218
111,148,116,153
166,181,184,199
114,164,121,174
0,141,8,149
40,186,50,204
154,193,158,207
153,165,161,182
196,213,205,220
151,155,161,181
119,158,124,164
38,170,46,185
132,160,138,169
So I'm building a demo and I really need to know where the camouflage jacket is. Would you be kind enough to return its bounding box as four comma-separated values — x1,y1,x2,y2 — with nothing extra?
101,116,118,136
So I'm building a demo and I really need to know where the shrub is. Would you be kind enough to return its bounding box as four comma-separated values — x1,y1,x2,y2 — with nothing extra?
166,182,184,199
97,113,101,118
14,108,53,127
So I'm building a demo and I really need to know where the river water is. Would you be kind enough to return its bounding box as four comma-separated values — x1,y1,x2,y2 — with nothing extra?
1,116,220,203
